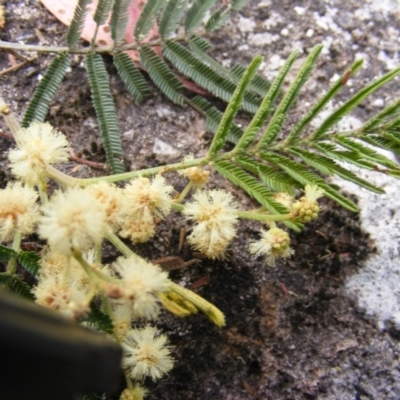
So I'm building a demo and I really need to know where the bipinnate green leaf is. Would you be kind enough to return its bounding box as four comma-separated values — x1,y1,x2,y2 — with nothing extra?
260,152,359,212
22,53,70,128
258,45,323,148
114,51,151,103
0,273,34,300
204,0,249,31
208,56,263,155
286,58,364,145
66,0,92,47
0,244,16,262
86,53,125,174
93,0,115,26
188,35,212,52
0,246,40,276
213,160,300,230
185,0,216,33
163,40,260,113
189,36,233,80
190,96,244,143
205,9,229,32
139,46,185,105
361,99,400,133
361,134,400,155
336,136,400,170
312,142,377,170
312,66,400,140
17,251,41,276
134,0,165,41
230,64,273,98
159,0,188,39
288,147,385,193
234,50,298,151
213,160,289,214
110,0,131,44
84,302,114,335
235,154,298,194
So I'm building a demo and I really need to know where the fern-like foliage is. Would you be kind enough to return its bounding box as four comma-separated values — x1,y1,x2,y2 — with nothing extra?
191,96,244,143
0,272,34,300
203,47,400,219
134,0,165,41
0,245,41,276
110,0,131,44
163,40,261,112
113,51,152,103
83,302,115,335
159,0,188,39
23,0,258,170
185,0,217,33
22,53,70,127
208,55,263,155
16,251,41,276
66,0,92,47
0,244,16,262
21,0,400,202
93,0,115,26
86,53,125,174
139,45,185,105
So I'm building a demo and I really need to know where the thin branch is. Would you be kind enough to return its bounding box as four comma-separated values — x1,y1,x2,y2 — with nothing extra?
0,37,165,54
69,148,107,170
0,59,34,77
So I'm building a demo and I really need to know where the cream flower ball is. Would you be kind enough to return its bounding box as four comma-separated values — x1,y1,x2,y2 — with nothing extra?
8,122,69,185
38,188,107,256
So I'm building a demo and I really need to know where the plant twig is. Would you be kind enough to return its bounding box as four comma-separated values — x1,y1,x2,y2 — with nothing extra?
0,39,160,54
69,148,107,170
0,60,32,77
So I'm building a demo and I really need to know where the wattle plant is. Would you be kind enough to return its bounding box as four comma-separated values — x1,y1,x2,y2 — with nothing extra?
1,1,400,399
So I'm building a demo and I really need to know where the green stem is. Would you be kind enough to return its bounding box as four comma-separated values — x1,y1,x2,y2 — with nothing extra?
94,242,102,265
73,251,98,281
123,370,135,392
90,25,100,49
7,233,22,274
75,249,117,284
176,181,194,203
37,181,48,205
61,256,71,287
171,202,184,212
101,294,113,318
236,211,292,223
46,156,208,187
46,165,81,187
105,231,138,260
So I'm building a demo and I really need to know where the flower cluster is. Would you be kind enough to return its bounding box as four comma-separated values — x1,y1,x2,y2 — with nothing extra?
179,154,210,189
0,182,39,241
291,184,324,223
39,188,107,256
120,176,173,242
250,225,294,267
183,189,239,259
8,121,69,185
122,326,174,381
119,386,148,400
113,256,170,319
0,118,329,398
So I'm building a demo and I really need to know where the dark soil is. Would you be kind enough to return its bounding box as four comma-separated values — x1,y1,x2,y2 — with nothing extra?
1,1,400,399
